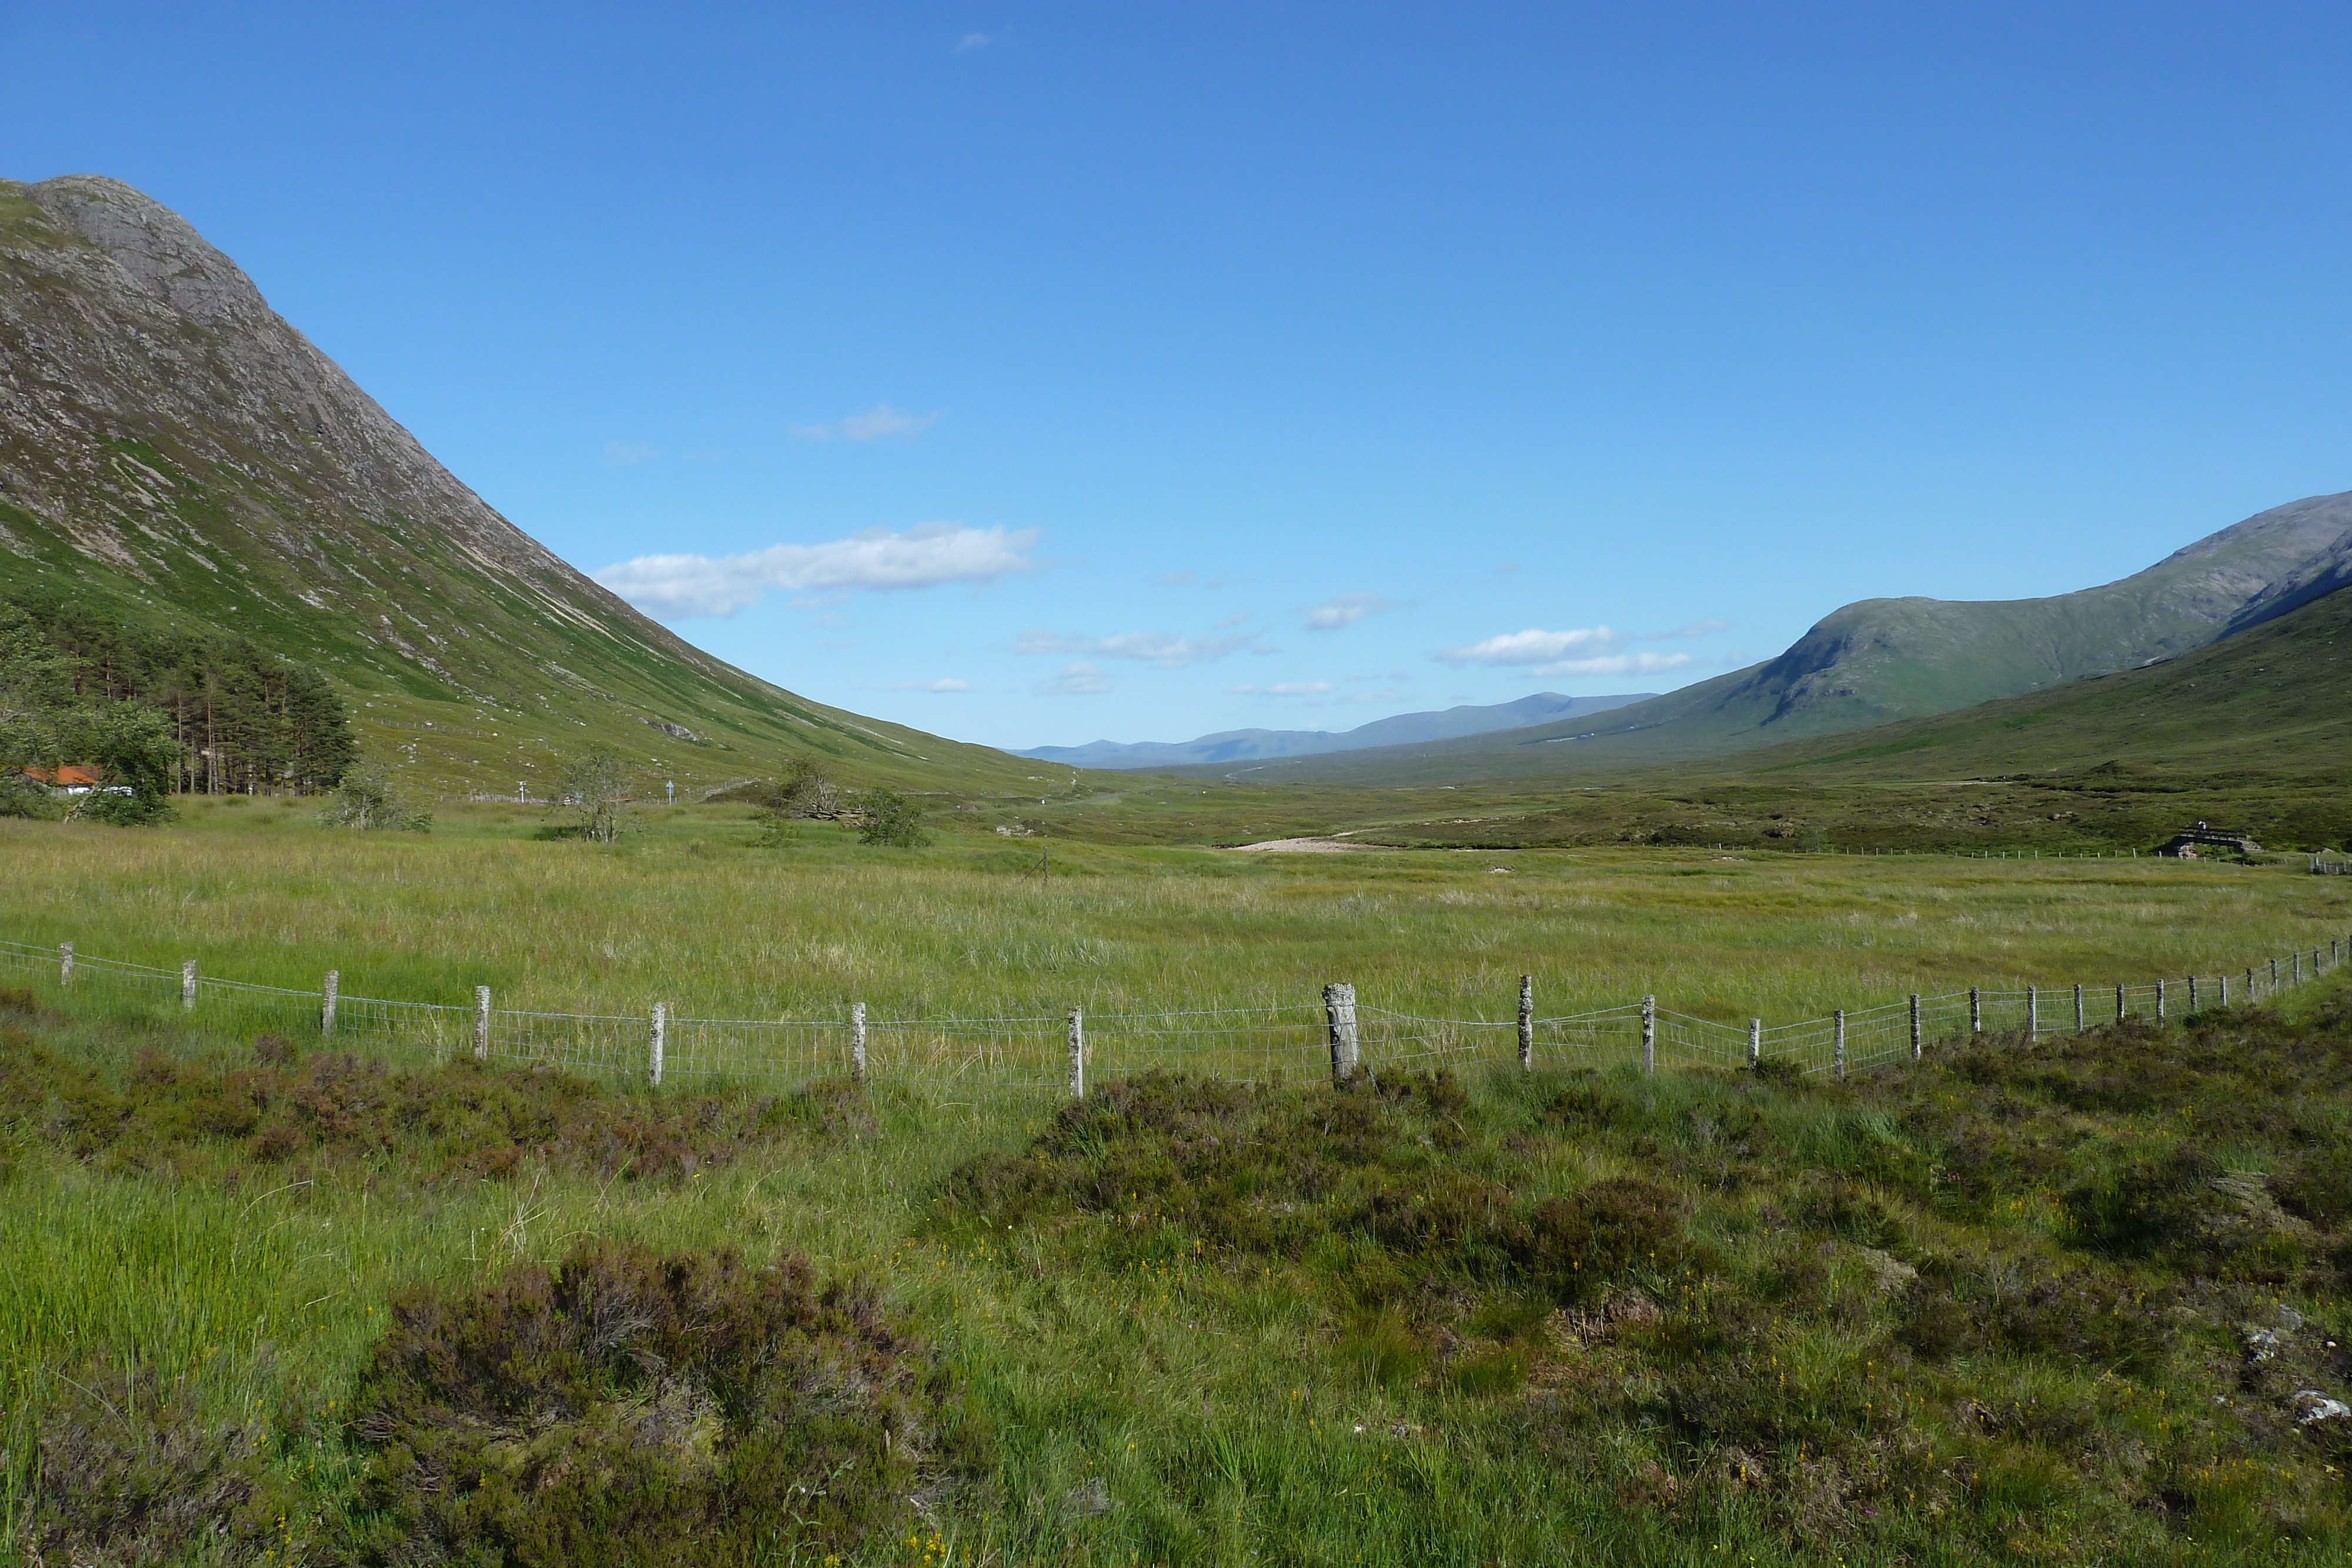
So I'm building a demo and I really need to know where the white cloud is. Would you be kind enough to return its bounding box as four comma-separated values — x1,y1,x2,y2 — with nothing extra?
954,31,991,52
603,440,662,466
1011,629,1253,667
1040,661,1110,694
1157,570,1199,587
1230,681,1334,696
1214,611,1252,629
1304,593,1393,631
893,677,971,693
792,403,940,442
1652,619,1730,638
1436,626,1620,666
1531,651,1695,677
596,522,1040,619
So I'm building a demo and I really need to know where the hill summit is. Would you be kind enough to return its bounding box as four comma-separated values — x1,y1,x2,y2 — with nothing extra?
0,175,1023,795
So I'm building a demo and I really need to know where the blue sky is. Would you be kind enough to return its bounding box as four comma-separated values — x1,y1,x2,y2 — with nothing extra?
7,4,2352,751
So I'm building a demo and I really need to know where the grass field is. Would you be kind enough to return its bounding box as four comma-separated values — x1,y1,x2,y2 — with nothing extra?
7,807,2352,1564
3,801,2346,1034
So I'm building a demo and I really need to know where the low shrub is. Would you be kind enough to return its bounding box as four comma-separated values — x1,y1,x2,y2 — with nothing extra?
342,1243,977,1566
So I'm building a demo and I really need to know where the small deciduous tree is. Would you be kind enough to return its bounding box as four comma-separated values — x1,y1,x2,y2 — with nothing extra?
751,755,838,846
852,787,930,848
551,743,637,843
66,703,180,825
318,763,433,832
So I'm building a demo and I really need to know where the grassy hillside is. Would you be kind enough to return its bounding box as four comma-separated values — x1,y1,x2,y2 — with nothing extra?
0,176,1035,798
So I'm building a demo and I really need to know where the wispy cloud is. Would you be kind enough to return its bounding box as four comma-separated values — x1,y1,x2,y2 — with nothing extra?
954,31,991,52
1011,629,1254,667
1434,624,1699,678
1436,626,1620,666
1214,611,1252,630
1157,570,1199,587
1230,681,1334,696
603,440,662,467
1495,561,1521,575
1651,619,1730,639
893,677,971,693
1529,651,1695,677
1304,593,1393,631
596,522,1040,619
1039,661,1110,694
792,403,941,442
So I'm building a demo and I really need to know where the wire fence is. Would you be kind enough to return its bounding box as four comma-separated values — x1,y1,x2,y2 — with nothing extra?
2,931,2347,1098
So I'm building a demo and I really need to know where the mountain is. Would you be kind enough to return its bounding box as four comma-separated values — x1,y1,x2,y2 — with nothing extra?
1013,691,1653,770
1754,576,2352,788
0,175,1029,796
1192,490,2352,784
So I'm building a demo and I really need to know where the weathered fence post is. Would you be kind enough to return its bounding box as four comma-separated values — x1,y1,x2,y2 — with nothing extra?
1969,987,1981,1034
322,969,339,1037
2155,978,2165,1021
181,960,198,1009
1325,983,1359,1082
2073,982,2084,1031
850,1002,867,1084
2115,983,2126,1023
2294,952,2303,985
2248,966,2257,1000
1909,994,1922,1060
1641,995,1656,1074
2271,957,2279,988
474,985,491,1061
1518,975,1534,1072
2026,986,2038,1041
59,942,73,987
2220,973,2229,1007
1067,1007,1085,1098
2187,975,2197,1014
1833,1009,1846,1080
1750,1017,1763,1069
649,1001,666,1088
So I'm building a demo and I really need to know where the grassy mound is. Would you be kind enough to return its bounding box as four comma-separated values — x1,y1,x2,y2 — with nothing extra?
340,1243,979,1566
0,1018,870,1185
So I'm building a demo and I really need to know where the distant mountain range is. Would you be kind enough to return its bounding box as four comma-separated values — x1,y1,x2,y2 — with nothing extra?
0,175,1027,794
1192,490,2352,784
1014,691,1653,770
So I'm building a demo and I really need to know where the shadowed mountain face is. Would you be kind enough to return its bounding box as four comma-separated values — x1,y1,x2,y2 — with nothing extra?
1201,490,2352,784
1014,691,1653,770
0,175,1025,795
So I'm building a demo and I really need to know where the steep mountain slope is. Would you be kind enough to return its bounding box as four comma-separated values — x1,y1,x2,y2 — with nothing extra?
1014,691,1652,770
1200,490,2352,785
0,175,1030,796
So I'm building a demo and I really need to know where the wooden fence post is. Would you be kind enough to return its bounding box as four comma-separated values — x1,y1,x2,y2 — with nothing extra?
2115,983,2125,1023
1067,1007,1085,1098
2270,957,2279,988
1325,983,1359,1082
1641,995,1656,1074
2247,966,2257,1000
2293,952,2302,985
59,942,73,988
322,969,339,1037
1969,987,1981,1034
181,960,198,1009
2187,975,2197,1013
1749,1017,1763,1069
851,1002,867,1084
1833,1009,1846,1080
2155,978,2166,1021
1909,994,1921,1059
2073,982,2084,1031
474,986,491,1061
649,1001,666,1088
1518,975,1534,1072
2220,973,2229,1007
